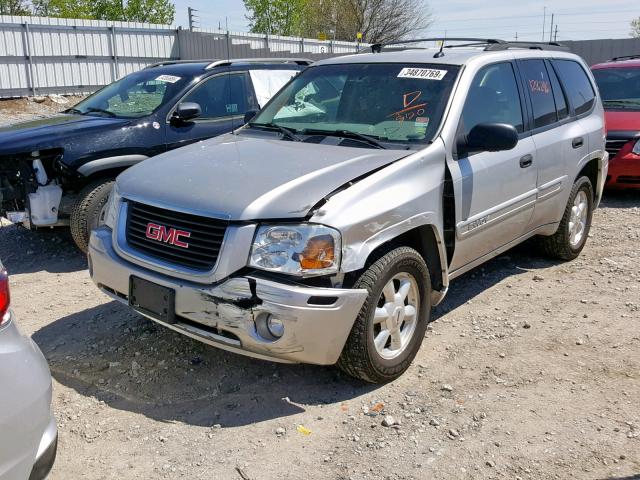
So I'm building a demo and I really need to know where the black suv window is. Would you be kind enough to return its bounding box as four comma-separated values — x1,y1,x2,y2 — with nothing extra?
461,62,524,135
519,59,557,129
182,73,253,120
552,60,596,115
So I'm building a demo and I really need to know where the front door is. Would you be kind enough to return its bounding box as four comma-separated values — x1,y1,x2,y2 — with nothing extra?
448,61,538,272
165,71,254,151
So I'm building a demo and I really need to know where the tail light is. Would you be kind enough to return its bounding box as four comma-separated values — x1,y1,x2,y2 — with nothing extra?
0,268,10,326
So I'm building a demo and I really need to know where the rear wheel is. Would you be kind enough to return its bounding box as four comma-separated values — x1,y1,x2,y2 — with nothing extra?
337,247,431,383
70,178,114,253
538,176,594,260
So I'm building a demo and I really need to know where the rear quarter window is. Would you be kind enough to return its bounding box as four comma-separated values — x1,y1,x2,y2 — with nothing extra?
519,59,558,129
552,60,596,115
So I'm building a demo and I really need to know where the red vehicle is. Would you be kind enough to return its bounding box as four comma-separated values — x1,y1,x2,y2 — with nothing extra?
592,55,640,188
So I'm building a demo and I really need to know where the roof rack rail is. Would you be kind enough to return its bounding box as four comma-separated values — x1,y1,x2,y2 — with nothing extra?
370,38,568,55
484,41,568,52
204,58,314,70
371,37,504,53
610,54,640,61
145,59,205,68
145,58,314,70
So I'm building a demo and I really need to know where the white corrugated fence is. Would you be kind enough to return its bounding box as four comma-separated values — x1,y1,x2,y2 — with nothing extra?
0,15,365,98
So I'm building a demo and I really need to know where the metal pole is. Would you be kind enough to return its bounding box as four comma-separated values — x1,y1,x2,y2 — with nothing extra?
549,13,554,42
188,7,194,31
554,25,558,42
111,25,119,80
109,26,118,81
23,23,37,96
542,6,546,42
226,30,231,60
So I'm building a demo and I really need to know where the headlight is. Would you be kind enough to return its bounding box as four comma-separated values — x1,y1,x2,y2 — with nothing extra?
249,224,341,276
632,138,640,155
103,184,121,230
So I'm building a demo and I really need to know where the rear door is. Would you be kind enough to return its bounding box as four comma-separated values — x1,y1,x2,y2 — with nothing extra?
165,70,257,150
448,61,538,272
517,58,589,228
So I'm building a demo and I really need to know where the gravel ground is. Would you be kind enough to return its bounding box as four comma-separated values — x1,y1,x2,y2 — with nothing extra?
1,103,639,479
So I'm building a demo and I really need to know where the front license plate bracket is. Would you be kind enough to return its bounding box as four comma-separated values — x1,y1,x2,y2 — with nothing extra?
129,276,176,324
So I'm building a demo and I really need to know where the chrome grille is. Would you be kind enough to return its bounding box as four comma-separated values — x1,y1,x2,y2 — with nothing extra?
125,201,228,271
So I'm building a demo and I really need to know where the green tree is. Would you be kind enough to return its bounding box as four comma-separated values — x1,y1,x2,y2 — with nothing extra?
305,0,433,43
0,0,31,15
32,0,92,18
33,0,175,24
244,0,307,36
245,0,432,43
632,17,640,38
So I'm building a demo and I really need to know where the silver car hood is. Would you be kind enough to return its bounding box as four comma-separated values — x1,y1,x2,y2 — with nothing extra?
117,133,410,220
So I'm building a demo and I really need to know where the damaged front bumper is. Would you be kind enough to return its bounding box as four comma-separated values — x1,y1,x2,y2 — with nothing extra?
88,226,368,365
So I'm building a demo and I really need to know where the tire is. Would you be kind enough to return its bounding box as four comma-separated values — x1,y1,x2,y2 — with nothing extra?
337,247,431,383
70,178,115,253
537,176,594,261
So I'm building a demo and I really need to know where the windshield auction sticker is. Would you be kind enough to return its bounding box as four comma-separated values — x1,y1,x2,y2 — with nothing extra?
155,75,181,83
397,68,447,80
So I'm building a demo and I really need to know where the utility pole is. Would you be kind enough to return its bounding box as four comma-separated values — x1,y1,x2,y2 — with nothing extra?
542,6,546,41
554,24,558,42
515,32,518,41
188,7,198,31
549,13,554,42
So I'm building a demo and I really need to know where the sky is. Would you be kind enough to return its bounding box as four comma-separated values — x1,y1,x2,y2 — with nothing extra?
172,0,640,42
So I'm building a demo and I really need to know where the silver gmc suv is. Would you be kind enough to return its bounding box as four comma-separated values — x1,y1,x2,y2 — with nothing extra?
88,39,608,383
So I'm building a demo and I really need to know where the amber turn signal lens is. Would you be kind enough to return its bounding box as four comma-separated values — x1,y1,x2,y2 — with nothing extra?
299,235,335,269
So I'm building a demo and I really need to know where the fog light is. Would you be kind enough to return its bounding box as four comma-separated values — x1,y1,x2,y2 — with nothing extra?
266,315,284,338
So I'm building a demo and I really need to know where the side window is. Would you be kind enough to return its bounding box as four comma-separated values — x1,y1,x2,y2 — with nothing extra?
461,62,524,136
547,61,569,120
182,74,250,120
519,59,557,129
552,60,596,115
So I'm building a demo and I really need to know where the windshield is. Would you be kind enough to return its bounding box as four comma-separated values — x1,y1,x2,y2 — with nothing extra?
70,69,191,118
251,63,460,144
593,67,640,110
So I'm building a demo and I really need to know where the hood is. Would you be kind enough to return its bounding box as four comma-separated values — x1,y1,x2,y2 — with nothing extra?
604,110,640,133
0,114,130,156
117,133,411,220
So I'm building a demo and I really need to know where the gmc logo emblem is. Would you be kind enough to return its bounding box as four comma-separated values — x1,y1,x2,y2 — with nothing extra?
145,222,191,248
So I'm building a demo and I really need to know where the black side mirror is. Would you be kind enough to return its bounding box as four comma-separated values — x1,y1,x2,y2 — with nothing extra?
461,123,519,154
244,110,258,125
173,102,201,123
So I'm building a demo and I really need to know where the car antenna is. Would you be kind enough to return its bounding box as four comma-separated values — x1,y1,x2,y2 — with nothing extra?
433,36,446,58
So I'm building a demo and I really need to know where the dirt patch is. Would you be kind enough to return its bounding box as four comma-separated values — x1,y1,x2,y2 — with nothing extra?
0,96,85,126
1,190,638,480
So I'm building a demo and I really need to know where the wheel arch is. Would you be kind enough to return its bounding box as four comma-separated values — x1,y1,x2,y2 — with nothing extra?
344,224,449,306
76,154,149,179
575,154,605,206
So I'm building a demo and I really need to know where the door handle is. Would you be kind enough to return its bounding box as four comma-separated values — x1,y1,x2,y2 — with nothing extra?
572,137,584,149
519,154,533,168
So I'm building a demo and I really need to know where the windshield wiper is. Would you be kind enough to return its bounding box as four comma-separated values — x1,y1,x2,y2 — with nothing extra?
84,107,116,117
250,122,301,141
302,128,388,149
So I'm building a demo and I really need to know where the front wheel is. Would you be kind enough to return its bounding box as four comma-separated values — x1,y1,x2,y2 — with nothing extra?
337,247,431,383
70,178,115,253
537,176,594,260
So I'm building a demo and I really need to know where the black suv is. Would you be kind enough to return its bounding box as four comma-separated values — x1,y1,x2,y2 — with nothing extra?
0,58,310,251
